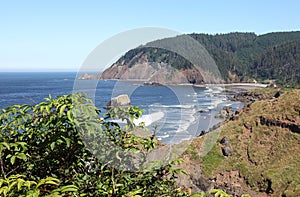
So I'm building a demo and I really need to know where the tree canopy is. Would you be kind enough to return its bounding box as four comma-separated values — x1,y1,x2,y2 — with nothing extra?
113,31,300,87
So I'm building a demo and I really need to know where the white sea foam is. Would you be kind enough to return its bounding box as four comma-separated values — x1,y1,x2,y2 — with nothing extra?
147,102,198,143
207,106,215,110
156,133,170,140
134,111,165,126
113,88,235,144
112,111,165,127
149,104,196,109
204,88,213,93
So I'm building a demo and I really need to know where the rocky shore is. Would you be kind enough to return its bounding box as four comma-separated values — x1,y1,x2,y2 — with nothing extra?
231,88,284,106
177,88,300,196
102,86,300,196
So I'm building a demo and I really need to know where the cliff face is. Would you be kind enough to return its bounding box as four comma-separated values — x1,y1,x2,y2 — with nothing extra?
98,31,300,87
100,59,206,85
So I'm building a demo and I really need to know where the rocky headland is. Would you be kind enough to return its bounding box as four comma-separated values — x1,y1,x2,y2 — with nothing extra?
178,88,300,196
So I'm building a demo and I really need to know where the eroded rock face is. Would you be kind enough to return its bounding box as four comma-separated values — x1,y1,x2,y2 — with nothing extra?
222,146,233,157
99,62,207,84
260,116,300,134
175,157,213,194
212,170,257,197
105,94,131,109
220,136,233,157
220,136,230,145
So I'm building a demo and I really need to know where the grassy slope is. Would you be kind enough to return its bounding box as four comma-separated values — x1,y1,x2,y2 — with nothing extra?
184,88,300,196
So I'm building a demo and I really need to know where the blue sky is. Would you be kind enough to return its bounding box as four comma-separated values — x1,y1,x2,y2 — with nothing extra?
1,0,300,72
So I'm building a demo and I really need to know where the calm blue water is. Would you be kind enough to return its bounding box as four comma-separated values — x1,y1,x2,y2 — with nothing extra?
0,72,242,143
0,72,76,108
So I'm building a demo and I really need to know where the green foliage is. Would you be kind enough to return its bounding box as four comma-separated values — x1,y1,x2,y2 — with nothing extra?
201,145,223,176
117,46,193,70
0,174,78,197
251,41,300,87
0,93,188,196
208,189,233,197
190,189,251,197
115,31,300,87
0,93,256,196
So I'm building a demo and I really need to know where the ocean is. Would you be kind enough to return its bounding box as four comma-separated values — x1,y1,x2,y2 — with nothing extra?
0,72,243,144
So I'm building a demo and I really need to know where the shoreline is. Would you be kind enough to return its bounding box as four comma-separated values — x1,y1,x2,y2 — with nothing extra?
99,79,259,144
156,88,245,144
94,79,269,90
193,83,268,89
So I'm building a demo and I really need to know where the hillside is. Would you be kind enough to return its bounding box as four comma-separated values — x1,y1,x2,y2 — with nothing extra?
251,41,300,87
182,88,300,196
99,31,300,87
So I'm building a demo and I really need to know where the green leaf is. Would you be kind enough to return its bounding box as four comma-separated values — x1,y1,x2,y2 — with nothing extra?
1,142,10,150
67,110,73,122
6,154,12,159
36,179,59,189
45,193,61,197
35,180,44,189
45,177,60,183
23,180,37,190
26,189,40,197
10,155,16,165
16,153,27,161
8,180,17,191
0,186,9,196
45,105,50,113
17,179,25,191
44,180,59,186
59,104,67,115
50,142,55,150
57,139,63,144
124,188,143,197
59,185,78,193
61,136,70,148
190,192,206,197
18,142,28,151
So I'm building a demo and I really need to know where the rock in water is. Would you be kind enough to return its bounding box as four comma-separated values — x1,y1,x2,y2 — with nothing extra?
198,109,206,113
105,94,131,109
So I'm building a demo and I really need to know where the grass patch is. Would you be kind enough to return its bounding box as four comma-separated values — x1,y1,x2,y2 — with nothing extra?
236,129,243,134
182,89,300,196
184,144,201,161
201,145,223,176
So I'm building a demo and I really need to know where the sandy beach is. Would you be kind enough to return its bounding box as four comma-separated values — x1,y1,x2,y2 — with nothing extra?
192,83,268,90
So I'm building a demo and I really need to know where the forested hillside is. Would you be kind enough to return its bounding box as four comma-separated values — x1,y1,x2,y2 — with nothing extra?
105,31,300,87
251,41,300,86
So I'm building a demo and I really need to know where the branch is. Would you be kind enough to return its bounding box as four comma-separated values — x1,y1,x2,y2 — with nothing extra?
0,155,6,179
6,165,20,177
